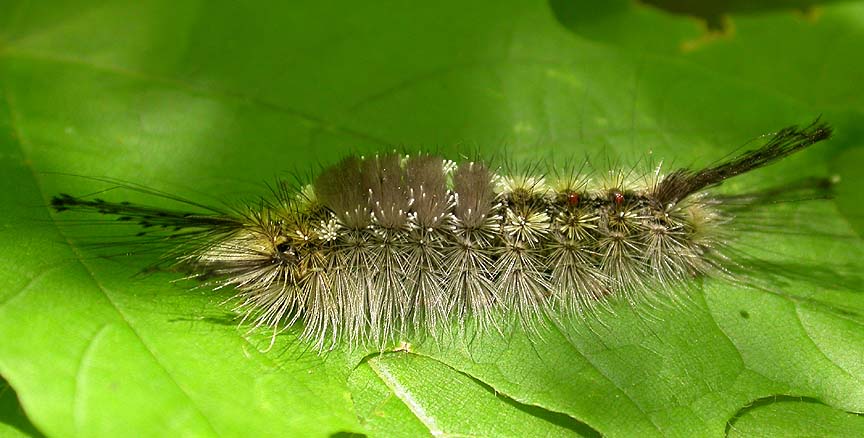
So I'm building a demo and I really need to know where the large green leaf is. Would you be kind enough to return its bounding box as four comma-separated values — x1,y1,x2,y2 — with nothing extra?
1,1,862,436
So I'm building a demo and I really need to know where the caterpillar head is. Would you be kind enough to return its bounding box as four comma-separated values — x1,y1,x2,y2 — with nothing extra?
188,206,322,286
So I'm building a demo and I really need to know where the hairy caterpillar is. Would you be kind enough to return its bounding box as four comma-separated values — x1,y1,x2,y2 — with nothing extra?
51,120,833,351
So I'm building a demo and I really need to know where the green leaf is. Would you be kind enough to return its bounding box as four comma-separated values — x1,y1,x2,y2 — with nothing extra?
1,1,863,437
348,353,595,437
726,397,864,437
0,376,42,437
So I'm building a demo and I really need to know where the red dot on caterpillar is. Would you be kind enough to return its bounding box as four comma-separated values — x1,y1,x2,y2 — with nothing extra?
567,192,580,206
612,191,624,206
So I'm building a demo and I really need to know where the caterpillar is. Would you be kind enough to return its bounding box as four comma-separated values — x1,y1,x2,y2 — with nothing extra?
50,120,833,352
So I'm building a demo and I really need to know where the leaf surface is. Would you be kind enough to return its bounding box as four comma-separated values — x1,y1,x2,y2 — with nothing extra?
1,1,863,436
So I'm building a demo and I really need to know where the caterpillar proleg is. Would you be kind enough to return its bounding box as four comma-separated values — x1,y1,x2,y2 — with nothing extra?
51,120,833,351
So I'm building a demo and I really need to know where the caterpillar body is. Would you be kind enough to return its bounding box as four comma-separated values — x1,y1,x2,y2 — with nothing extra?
51,121,833,351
